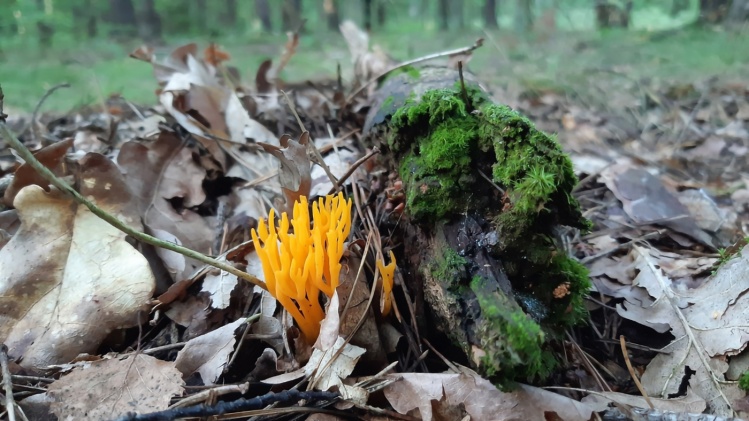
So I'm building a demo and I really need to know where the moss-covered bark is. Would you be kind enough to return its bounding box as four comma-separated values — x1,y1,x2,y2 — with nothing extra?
363,68,591,386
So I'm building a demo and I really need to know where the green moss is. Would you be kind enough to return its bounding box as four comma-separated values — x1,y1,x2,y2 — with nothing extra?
471,276,555,386
740,371,749,391
432,247,469,282
390,88,481,219
478,104,590,246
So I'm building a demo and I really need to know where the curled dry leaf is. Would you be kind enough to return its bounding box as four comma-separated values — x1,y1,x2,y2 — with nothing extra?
47,354,184,420
3,138,73,206
174,318,245,385
0,153,155,369
260,132,312,212
118,132,213,280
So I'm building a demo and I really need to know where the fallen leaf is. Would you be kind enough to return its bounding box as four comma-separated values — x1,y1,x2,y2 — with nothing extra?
610,245,748,416
601,162,715,247
260,132,312,212
383,368,597,421
118,132,214,280
3,138,73,206
0,153,155,369
47,354,183,420
174,317,245,385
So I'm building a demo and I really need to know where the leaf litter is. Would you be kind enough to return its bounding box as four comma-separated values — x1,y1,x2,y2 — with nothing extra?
2,20,749,421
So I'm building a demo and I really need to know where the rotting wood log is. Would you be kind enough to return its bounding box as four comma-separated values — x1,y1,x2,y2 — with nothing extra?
362,66,591,386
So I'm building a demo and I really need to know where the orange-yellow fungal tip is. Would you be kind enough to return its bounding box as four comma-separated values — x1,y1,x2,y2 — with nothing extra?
249,193,352,343
377,250,396,317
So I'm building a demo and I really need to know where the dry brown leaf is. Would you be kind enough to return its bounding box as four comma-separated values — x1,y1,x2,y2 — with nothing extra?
201,267,236,310
0,153,155,369
383,369,597,421
260,132,311,212
174,318,245,385
47,354,184,420
600,161,715,247
118,133,213,280
606,245,747,416
251,288,285,354
3,138,73,206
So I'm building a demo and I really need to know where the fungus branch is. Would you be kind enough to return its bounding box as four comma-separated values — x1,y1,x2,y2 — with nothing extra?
251,193,352,343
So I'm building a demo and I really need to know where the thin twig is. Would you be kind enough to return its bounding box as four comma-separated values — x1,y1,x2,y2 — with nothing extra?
31,83,70,146
345,38,485,104
0,123,267,291
457,61,472,113
326,147,380,195
1,344,17,421
620,335,654,410
279,90,339,187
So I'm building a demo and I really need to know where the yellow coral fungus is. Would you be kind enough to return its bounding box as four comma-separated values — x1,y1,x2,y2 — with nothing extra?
251,193,352,342
377,250,396,317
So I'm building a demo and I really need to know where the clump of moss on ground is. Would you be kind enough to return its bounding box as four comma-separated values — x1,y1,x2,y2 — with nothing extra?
387,84,592,382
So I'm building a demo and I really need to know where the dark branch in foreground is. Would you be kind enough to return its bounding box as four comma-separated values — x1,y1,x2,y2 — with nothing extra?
113,390,339,421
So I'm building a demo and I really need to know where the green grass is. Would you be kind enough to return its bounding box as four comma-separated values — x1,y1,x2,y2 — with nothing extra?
1,16,748,114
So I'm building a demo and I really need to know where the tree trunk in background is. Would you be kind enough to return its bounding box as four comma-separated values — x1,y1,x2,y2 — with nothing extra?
452,0,465,29
221,0,238,27
594,0,631,28
255,0,272,32
194,0,207,33
514,0,533,32
282,0,302,31
364,0,373,30
484,0,498,28
324,0,340,30
376,0,386,28
107,0,137,37
699,0,730,24
138,0,162,42
438,0,449,30
72,0,98,39
726,0,749,23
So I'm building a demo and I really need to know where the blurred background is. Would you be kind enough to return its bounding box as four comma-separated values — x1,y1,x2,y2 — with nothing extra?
0,0,747,112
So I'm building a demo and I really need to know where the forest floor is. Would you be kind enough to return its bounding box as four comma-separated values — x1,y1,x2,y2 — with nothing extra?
3,23,749,420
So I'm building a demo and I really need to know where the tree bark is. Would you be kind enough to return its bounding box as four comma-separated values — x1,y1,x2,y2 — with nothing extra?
138,0,162,42
255,0,273,32
221,0,238,27
726,0,749,23
376,0,386,28
324,0,340,30
106,0,137,37
194,0,207,33
698,0,730,24
452,0,465,29
514,0,533,32
438,0,449,30
594,0,632,28
484,0,498,28
282,0,302,31
364,0,373,30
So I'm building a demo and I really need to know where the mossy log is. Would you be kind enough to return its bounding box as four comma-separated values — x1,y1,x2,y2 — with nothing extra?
363,67,591,386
